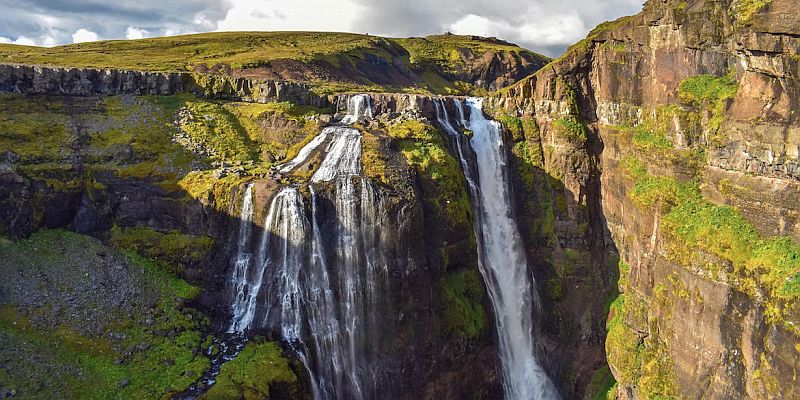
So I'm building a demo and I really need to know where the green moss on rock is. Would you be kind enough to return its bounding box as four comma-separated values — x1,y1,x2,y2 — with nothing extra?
0,229,208,399
201,340,300,400
110,226,214,275
553,116,588,143
442,268,487,340
622,154,800,325
388,120,473,231
678,73,738,140
584,365,617,400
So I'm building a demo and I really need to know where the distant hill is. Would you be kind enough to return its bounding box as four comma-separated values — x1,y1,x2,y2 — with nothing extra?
0,31,550,95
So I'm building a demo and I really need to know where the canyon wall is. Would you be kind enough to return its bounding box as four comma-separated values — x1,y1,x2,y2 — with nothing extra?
495,0,800,397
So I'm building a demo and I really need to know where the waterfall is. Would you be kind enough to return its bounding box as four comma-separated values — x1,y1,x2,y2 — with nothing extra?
228,183,256,333
278,94,370,174
340,94,372,124
307,186,348,399
227,94,385,399
433,99,479,196
463,97,560,400
311,127,362,182
279,131,331,173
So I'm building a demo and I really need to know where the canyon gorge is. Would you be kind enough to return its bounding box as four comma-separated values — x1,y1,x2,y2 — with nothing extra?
0,0,798,399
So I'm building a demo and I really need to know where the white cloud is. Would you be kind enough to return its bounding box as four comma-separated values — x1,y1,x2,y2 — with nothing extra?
126,27,149,40
72,28,98,43
9,36,37,46
216,0,361,33
450,14,492,37
41,35,57,47
0,35,47,46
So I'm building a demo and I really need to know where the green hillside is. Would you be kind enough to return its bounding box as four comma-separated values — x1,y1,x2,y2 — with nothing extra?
0,31,549,95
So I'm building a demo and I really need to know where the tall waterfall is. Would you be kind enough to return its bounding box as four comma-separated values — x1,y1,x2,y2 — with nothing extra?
228,183,256,333
435,98,559,399
227,94,385,400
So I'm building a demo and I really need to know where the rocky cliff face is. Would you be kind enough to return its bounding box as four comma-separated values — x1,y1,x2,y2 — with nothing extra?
0,90,501,399
0,64,332,106
495,0,800,397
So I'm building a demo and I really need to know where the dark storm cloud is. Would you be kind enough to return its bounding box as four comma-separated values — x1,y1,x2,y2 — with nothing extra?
0,0,233,44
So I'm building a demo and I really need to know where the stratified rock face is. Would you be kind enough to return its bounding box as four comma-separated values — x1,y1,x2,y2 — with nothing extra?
496,0,799,398
0,64,189,95
0,64,333,107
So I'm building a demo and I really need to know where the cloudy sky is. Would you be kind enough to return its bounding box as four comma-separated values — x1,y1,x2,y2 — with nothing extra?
0,0,644,56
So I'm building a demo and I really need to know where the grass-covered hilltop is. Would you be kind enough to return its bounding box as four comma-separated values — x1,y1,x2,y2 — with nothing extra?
0,31,549,95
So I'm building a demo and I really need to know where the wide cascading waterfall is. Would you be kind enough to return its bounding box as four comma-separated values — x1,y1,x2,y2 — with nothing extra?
462,97,560,400
226,94,386,399
311,127,362,183
276,94,371,175
279,131,331,173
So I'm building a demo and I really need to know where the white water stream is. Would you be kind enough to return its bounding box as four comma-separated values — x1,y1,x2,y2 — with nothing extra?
465,97,560,400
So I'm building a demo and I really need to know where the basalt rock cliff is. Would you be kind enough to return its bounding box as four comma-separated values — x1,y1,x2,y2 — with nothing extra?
492,0,800,397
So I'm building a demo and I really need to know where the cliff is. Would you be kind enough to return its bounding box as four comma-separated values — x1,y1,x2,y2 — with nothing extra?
0,90,501,398
494,0,800,397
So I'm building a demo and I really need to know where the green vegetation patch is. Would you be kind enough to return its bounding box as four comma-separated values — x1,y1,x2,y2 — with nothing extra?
177,170,251,213
110,226,214,274
176,99,260,163
605,273,678,398
678,73,739,137
201,340,299,400
631,129,672,152
442,268,487,340
605,293,643,386
553,116,588,143
0,229,208,399
0,32,394,72
0,32,547,95
585,365,617,400
733,0,774,25
388,120,473,231
361,132,391,185
0,94,70,162
504,116,559,249
622,155,800,319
